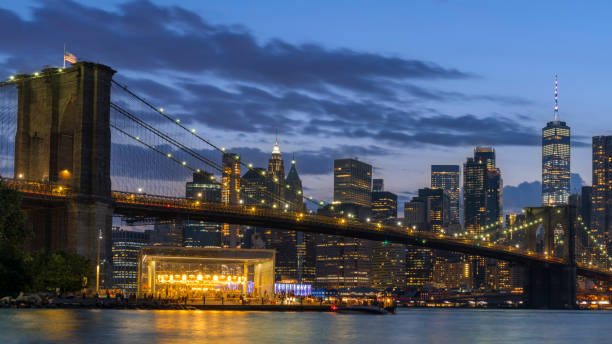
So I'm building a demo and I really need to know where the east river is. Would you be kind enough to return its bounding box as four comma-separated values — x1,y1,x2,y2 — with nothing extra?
1,308,611,343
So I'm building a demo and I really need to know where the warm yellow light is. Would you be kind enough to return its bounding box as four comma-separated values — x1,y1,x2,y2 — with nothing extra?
17,173,23,179
213,275,218,281
197,274,203,281
59,169,71,179
9,75,15,80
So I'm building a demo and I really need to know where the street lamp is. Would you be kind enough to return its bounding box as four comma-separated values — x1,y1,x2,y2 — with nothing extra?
96,229,102,294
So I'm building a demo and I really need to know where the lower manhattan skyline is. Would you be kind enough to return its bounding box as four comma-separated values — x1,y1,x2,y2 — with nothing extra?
1,1,610,210
3,2,612,343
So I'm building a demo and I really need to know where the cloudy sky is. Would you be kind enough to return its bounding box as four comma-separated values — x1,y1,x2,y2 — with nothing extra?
2,1,611,208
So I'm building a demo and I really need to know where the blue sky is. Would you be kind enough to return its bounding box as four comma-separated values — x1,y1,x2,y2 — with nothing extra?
2,0,610,207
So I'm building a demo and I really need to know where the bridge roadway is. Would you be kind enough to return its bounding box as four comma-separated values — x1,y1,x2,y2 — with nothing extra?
5,178,612,282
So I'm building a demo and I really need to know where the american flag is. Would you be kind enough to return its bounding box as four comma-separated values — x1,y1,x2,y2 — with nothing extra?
64,51,77,64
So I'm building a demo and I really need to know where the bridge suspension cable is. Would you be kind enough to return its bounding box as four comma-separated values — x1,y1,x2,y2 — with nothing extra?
110,99,296,209
110,79,329,208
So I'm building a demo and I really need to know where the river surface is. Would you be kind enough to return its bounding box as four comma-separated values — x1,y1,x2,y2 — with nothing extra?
0,308,610,343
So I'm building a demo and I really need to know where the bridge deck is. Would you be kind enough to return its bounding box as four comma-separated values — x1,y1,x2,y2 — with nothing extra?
5,179,612,281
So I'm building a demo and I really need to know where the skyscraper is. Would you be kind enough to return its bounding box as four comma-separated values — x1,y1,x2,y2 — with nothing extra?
464,147,503,230
242,167,269,206
542,74,571,206
370,181,404,290
334,158,372,207
591,136,612,257
416,188,450,233
463,147,503,289
184,171,222,247
222,152,241,248
286,158,316,284
372,178,384,192
316,158,373,289
404,188,450,288
267,139,285,207
371,191,398,221
581,185,593,230
431,165,460,225
111,227,149,293
463,156,488,234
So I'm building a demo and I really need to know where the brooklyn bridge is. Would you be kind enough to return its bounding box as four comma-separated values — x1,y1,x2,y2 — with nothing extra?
1,62,610,309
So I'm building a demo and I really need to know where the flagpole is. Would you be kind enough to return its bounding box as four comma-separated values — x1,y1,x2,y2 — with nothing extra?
63,43,66,69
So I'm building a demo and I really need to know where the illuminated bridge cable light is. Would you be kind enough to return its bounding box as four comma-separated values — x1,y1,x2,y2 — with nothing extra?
110,80,331,209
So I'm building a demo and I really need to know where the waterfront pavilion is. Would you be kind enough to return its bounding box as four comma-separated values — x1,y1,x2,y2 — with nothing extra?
138,247,275,300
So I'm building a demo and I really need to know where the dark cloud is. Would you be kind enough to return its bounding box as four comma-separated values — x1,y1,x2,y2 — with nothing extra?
0,0,543,150
0,1,468,96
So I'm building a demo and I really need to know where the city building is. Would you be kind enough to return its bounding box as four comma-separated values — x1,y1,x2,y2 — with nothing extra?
111,227,149,293
242,167,269,206
264,141,299,283
371,189,398,221
333,158,372,207
185,171,221,202
404,188,450,289
370,181,404,291
463,147,503,289
372,178,384,192
542,75,570,206
463,156,488,235
431,165,460,225
285,159,316,285
222,152,241,248
464,147,503,232
149,221,183,247
184,171,222,248
404,197,433,287
591,136,612,257
316,158,373,290
581,186,593,230
267,138,285,207
316,202,373,289
404,200,427,231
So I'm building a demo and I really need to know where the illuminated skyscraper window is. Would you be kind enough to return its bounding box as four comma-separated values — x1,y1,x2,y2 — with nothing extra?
542,74,570,206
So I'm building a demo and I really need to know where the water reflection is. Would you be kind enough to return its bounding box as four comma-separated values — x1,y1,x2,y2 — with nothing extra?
1,309,612,344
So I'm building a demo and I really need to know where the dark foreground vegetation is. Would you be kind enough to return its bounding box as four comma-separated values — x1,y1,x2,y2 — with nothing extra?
0,178,91,297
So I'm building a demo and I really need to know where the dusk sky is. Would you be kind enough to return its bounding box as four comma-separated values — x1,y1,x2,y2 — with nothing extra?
2,1,611,209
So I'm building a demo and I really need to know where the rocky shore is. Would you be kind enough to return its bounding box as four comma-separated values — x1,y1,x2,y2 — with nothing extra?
0,293,336,312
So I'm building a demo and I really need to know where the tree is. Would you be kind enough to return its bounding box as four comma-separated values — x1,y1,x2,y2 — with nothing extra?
27,251,92,293
0,177,31,249
0,178,31,296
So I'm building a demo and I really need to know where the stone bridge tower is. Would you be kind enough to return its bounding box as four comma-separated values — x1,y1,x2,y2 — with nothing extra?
523,206,577,308
14,62,115,273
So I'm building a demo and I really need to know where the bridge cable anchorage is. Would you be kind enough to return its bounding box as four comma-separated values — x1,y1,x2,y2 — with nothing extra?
110,101,295,209
110,80,329,208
